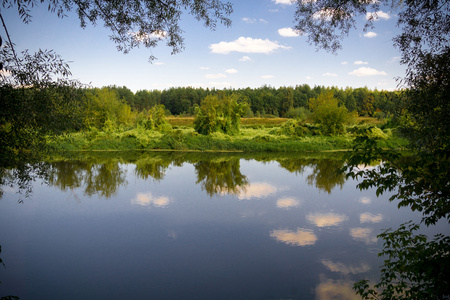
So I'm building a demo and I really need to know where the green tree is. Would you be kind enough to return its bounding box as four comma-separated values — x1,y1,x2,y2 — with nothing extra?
308,91,354,135
194,93,247,135
83,87,133,129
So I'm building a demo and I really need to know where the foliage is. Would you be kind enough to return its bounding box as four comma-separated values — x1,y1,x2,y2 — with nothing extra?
138,104,172,132
345,134,449,226
354,221,450,300
343,132,449,298
194,93,247,135
83,87,133,130
284,106,310,120
309,91,355,135
0,74,83,168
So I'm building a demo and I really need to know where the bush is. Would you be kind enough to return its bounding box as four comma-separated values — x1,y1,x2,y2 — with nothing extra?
285,107,310,121
194,94,247,135
309,91,355,135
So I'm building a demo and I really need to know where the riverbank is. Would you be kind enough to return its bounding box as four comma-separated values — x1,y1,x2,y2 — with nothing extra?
47,119,406,152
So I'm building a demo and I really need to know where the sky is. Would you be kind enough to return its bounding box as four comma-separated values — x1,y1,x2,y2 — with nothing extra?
2,0,406,92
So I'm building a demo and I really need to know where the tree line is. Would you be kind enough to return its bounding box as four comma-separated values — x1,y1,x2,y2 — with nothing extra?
99,84,403,119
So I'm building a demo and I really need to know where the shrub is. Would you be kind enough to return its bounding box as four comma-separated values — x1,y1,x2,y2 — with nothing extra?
194,93,247,135
309,91,355,135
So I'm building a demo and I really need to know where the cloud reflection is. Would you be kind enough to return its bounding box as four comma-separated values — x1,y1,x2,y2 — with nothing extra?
276,197,300,209
350,227,378,244
132,192,171,207
237,182,278,200
359,196,371,204
360,213,383,223
270,228,317,246
315,276,361,300
307,212,348,228
321,259,370,275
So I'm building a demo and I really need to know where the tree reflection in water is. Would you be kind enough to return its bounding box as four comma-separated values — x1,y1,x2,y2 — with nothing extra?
46,160,127,199
1,151,349,200
194,158,249,197
276,156,346,193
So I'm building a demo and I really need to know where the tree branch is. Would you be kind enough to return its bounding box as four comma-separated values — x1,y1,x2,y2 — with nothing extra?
0,11,22,81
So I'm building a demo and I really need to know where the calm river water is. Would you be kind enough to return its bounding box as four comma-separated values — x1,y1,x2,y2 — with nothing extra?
0,152,439,299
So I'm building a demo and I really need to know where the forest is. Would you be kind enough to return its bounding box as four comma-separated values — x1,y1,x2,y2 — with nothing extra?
108,84,400,119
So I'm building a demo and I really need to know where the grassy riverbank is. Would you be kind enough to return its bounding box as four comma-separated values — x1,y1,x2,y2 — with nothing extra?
47,118,406,152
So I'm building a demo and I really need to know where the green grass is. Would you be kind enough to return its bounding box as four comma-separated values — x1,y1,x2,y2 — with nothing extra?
48,121,407,153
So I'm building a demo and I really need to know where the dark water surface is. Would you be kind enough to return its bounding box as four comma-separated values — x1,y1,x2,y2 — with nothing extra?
0,152,438,299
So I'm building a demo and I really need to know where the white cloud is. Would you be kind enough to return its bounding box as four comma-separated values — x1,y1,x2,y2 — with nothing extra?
239,56,253,62
389,56,401,63
364,32,378,38
130,30,167,42
349,67,387,76
306,76,312,80
272,0,295,4
278,27,302,37
323,72,338,77
208,81,231,87
354,60,368,65
242,17,267,24
341,61,348,65
242,17,256,23
261,75,275,79
0,69,11,77
205,73,227,79
210,37,290,54
225,68,238,74
366,11,391,21
313,8,349,21
154,62,165,66
199,66,210,70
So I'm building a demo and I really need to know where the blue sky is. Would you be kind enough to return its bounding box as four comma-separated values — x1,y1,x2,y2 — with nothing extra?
2,0,405,92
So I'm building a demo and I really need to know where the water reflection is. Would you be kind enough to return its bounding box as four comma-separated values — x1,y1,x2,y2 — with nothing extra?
194,158,248,197
131,192,171,207
277,157,346,194
47,160,127,198
135,157,171,181
276,197,301,209
270,228,318,246
350,227,378,244
236,182,278,200
1,152,348,200
1,151,410,300
315,276,360,300
359,196,372,204
321,259,370,275
306,212,348,228
360,213,383,224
